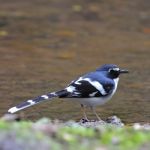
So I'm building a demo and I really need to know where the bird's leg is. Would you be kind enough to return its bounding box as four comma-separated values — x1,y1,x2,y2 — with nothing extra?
81,104,89,121
91,107,102,121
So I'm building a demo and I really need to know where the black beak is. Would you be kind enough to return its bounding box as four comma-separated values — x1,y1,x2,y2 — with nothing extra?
119,69,129,74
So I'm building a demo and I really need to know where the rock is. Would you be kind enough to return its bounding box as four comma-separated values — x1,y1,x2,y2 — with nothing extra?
105,116,124,127
133,123,150,130
73,116,125,128
1,114,22,122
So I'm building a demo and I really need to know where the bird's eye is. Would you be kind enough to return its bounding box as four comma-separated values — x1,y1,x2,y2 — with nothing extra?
109,69,114,73
108,69,114,72
108,69,111,72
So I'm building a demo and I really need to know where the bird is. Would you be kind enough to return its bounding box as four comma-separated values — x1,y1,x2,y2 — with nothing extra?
8,64,128,121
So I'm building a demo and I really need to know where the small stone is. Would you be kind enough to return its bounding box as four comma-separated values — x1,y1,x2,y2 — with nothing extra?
133,123,142,130
106,116,124,127
1,114,21,122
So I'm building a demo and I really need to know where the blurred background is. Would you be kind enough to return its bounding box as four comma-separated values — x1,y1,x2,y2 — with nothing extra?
0,0,149,123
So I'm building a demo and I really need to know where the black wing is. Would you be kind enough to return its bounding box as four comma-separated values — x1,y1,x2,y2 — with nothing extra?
61,77,114,98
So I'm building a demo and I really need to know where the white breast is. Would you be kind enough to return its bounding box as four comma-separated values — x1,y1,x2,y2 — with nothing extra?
112,78,119,96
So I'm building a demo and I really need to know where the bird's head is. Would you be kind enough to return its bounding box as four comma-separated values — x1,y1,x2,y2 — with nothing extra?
96,64,129,79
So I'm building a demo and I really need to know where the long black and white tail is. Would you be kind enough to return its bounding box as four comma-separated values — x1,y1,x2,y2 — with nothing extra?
8,90,69,114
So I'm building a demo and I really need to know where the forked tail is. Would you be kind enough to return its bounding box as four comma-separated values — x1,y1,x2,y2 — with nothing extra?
8,90,69,113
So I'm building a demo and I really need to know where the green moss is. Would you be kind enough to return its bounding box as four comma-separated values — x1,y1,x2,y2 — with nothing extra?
59,126,95,137
0,120,149,150
0,121,10,129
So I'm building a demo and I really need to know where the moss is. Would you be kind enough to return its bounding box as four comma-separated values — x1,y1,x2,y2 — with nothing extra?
0,119,149,150
59,126,95,137
0,121,10,129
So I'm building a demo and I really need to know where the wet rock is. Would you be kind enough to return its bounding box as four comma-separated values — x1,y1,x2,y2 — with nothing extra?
105,116,124,127
133,123,150,130
71,116,125,128
79,119,106,128
1,114,22,122
64,120,81,127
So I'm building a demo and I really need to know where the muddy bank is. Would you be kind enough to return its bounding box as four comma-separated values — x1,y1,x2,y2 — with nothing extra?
0,0,150,123
0,114,150,150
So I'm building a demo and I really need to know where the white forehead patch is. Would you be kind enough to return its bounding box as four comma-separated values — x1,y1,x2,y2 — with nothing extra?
113,68,120,71
109,68,120,72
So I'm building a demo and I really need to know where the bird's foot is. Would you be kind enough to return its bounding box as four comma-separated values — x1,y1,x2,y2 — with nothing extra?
80,118,90,123
97,119,106,124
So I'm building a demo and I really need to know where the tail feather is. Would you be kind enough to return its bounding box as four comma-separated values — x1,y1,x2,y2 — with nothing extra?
8,90,69,114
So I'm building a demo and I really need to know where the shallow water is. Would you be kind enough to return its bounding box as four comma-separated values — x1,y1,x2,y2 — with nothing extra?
0,0,150,123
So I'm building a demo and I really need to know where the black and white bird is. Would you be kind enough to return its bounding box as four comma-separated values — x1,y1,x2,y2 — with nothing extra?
8,64,128,120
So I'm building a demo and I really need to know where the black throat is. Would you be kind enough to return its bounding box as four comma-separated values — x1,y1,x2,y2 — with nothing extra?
108,70,120,79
